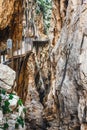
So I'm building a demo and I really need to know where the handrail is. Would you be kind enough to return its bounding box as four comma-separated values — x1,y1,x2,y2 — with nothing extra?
0,39,33,65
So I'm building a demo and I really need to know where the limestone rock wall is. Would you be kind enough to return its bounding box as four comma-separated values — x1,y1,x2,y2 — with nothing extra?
22,43,51,129
51,0,87,129
49,0,68,46
1,0,87,130
0,0,23,49
16,0,70,130
0,0,15,30
0,64,25,130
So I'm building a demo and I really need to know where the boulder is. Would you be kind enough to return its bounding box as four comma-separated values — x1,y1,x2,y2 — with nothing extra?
0,64,16,92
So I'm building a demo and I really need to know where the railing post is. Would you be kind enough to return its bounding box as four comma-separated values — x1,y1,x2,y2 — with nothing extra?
0,51,1,63
7,39,13,67
16,40,19,91
11,42,13,69
20,40,22,56
3,54,5,62
16,40,18,67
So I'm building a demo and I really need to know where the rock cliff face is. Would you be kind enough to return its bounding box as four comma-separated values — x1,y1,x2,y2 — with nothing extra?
1,0,87,130
52,0,87,129
22,43,52,130
0,64,25,130
24,0,87,129
0,0,15,30
0,0,23,49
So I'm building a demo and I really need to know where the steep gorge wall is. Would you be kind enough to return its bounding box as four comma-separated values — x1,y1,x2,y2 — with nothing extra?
19,1,69,129
23,0,87,130
0,0,23,49
1,0,87,130
49,0,68,46
52,0,87,130
0,0,15,30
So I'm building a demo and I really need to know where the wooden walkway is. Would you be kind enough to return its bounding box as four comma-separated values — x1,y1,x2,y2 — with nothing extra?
0,38,49,64
0,41,32,63
12,41,33,58
0,40,33,90
0,38,49,92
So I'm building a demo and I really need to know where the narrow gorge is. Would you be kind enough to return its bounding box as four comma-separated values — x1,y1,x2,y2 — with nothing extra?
0,0,87,130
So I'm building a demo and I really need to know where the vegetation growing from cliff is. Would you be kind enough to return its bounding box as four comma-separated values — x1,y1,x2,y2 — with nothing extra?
36,0,52,34
0,88,25,129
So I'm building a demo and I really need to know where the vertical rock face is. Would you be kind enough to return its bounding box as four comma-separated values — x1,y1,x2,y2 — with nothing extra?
0,0,15,30
0,64,16,91
1,0,87,130
22,43,52,130
48,0,62,46
17,0,87,130
24,53,44,130
0,0,23,49
49,0,68,46
0,64,25,130
51,0,87,129
11,0,23,49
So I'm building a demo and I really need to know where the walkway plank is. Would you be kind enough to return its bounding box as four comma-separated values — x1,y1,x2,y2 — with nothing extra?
13,41,32,57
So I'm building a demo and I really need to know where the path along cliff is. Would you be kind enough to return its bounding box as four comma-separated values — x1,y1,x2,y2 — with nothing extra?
0,0,87,130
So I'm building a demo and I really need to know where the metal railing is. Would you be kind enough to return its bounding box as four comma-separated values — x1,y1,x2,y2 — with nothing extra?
0,39,33,63
0,39,33,91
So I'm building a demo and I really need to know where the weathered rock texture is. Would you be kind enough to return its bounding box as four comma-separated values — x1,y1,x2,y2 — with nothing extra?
24,52,44,130
20,43,52,129
0,64,25,130
0,0,15,30
51,0,87,130
0,0,23,49
21,0,87,130
49,0,68,46
0,64,16,92
1,0,87,130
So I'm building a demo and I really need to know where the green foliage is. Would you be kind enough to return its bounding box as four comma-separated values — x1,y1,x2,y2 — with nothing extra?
0,88,26,129
17,99,23,106
36,0,52,34
0,122,9,130
0,95,2,102
4,100,10,107
17,116,24,128
23,108,26,113
9,94,14,100
15,123,19,129
2,104,11,114
15,116,25,129
1,89,6,95
3,123,9,130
